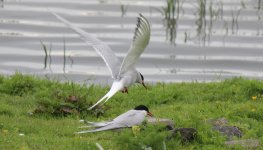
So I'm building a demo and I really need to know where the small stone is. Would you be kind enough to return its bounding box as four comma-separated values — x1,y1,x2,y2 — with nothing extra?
67,95,78,103
225,139,260,149
19,133,25,136
209,117,228,126
209,117,242,139
213,125,242,140
168,128,197,144
177,128,197,143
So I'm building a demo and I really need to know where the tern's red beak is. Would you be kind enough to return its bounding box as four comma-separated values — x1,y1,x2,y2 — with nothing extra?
142,82,147,89
147,112,153,117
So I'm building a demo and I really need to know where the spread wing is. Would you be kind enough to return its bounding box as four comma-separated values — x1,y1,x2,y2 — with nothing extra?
49,10,121,79
118,14,150,77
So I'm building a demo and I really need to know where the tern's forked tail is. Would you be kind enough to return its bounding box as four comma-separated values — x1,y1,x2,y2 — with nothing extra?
75,123,123,134
88,81,124,110
88,93,109,110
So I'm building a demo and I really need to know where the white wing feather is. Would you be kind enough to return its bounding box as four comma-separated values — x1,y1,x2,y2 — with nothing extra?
49,10,121,79
118,14,150,77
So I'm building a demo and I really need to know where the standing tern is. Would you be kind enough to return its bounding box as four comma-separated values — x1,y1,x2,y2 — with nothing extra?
49,11,151,110
76,105,153,133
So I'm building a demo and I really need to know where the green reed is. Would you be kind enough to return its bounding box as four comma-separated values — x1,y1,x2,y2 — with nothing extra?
195,0,207,45
40,41,52,70
120,4,128,17
63,37,66,73
48,43,52,70
162,0,183,45
231,8,241,34
258,0,263,10
40,40,48,69
195,0,223,46
0,0,3,8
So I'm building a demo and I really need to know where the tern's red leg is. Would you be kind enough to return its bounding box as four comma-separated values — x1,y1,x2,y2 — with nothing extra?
121,87,128,94
124,87,128,94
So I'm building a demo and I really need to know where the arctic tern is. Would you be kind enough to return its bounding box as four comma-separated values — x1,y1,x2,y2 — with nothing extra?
76,105,153,133
49,11,150,110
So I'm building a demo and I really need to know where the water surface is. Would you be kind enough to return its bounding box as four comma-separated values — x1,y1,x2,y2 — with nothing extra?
0,0,263,84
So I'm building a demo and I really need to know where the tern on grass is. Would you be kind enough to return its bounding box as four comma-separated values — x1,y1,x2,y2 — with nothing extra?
49,11,151,110
76,105,153,133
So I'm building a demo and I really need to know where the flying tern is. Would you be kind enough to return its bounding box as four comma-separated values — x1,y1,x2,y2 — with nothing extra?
76,105,153,133
49,11,151,110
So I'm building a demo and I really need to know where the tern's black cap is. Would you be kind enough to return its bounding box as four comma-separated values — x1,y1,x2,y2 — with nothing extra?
134,105,149,112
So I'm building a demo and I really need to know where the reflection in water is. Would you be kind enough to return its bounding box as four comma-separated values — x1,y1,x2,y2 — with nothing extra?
120,4,128,17
40,38,74,73
68,55,74,68
162,0,182,45
1,0,3,8
257,0,263,20
207,1,222,43
258,0,263,10
40,40,48,69
40,41,52,70
48,43,53,71
195,0,226,46
231,7,241,35
195,0,207,46
63,40,74,72
160,0,263,46
63,37,66,73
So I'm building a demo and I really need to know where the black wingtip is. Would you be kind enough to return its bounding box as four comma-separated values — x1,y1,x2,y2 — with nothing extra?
137,20,141,28
132,13,150,42
137,13,149,28
138,13,146,20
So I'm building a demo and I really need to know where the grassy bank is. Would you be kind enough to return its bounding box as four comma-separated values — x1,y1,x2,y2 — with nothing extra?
0,74,262,149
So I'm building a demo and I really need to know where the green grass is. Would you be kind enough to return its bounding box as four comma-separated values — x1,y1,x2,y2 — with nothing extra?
0,73,262,149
